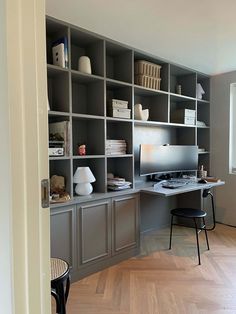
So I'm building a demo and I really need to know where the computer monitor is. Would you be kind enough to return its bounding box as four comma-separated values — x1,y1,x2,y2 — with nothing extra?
139,144,198,176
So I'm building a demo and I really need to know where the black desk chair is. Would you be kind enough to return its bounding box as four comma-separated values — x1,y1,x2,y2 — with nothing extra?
169,189,215,265
51,258,71,314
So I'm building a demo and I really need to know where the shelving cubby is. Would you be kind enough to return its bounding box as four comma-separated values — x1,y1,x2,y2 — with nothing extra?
197,74,210,101
134,87,168,123
71,71,104,116
170,95,196,125
197,101,210,127
106,120,133,155
107,157,134,191
73,158,106,195
47,67,70,112
133,52,169,92
50,159,72,197
170,65,196,98
70,28,104,76
106,80,132,118
72,116,105,156
46,19,69,67
106,42,133,83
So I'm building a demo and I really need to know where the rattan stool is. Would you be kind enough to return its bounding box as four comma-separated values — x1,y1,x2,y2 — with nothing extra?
51,258,70,314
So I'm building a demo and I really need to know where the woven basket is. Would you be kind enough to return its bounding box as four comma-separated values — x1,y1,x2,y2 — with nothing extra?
135,60,161,78
135,75,161,90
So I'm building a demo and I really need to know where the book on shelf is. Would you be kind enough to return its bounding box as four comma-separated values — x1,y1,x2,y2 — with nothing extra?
49,121,70,156
52,37,68,68
107,176,132,191
106,139,127,155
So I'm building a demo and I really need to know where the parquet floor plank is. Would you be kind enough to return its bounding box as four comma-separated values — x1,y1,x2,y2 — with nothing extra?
53,224,236,314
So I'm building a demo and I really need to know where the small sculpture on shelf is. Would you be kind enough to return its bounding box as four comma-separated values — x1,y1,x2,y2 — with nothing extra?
77,144,86,156
50,175,70,203
134,104,149,121
78,56,92,74
197,83,205,100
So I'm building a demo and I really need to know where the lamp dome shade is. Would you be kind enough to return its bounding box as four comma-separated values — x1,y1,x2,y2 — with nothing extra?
73,167,96,184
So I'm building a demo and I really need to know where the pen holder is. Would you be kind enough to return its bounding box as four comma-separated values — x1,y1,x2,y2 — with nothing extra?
199,170,207,178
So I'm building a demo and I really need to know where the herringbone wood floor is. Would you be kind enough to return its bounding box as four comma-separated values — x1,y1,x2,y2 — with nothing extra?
53,223,236,313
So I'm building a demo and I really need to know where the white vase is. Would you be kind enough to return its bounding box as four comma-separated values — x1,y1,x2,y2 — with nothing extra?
78,56,92,74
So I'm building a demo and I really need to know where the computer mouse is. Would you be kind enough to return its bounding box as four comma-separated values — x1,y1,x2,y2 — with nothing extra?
198,179,207,184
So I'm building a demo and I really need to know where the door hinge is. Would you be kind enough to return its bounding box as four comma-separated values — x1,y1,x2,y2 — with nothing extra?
41,179,50,208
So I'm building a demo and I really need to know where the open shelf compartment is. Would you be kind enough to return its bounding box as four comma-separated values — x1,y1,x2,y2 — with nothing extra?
72,117,105,156
170,96,196,125
47,69,70,112
50,159,72,197
106,41,132,83
170,65,196,98
70,28,104,76
73,158,106,195
107,157,133,191
46,19,69,67
134,89,168,122
72,73,104,116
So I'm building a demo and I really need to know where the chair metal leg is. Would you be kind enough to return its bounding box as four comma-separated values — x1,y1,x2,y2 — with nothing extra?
194,218,201,265
56,282,66,314
169,215,174,250
51,289,61,313
65,275,71,303
202,217,210,250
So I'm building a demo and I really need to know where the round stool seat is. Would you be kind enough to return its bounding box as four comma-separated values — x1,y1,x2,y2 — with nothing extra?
171,208,207,218
51,258,69,282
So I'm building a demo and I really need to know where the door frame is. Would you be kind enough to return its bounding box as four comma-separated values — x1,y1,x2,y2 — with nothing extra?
4,0,51,313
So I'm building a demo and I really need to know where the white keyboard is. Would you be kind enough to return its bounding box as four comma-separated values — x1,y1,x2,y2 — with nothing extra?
161,181,187,189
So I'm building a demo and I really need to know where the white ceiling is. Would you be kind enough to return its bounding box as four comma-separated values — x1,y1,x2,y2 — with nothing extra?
46,0,236,75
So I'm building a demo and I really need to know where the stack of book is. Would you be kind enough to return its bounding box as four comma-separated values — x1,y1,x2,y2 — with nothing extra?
106,139,127,155
107,176,132,191
108,99,131,119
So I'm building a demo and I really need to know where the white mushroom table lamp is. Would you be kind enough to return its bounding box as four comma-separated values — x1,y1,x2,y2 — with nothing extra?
73,167,96,195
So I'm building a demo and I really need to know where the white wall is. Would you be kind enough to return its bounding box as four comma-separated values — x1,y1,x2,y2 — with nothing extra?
0,0,13,312
211,71,236,225
46,0,236,75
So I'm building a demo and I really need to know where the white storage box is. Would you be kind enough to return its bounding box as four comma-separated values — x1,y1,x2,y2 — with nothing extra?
135,60,161,78
172,109,196,125
109,108,131,119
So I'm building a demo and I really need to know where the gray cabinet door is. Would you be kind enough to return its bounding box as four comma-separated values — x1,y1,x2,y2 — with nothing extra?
112,194,139,254
50,205,76,271
77,199,111,265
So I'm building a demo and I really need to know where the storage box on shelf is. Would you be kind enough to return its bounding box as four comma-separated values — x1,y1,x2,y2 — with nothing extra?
134,52,169,92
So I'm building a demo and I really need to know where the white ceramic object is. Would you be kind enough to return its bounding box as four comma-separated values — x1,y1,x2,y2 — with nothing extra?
78,56,92,74
73,166,96,195
134,104,149,121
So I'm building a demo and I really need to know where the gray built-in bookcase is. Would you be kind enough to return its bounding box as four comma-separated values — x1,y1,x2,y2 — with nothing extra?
47,16,211,280
47,16,210,200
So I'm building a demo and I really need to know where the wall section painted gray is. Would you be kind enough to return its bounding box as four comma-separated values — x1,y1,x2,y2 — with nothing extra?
0,0,13,312
211,71,236,225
